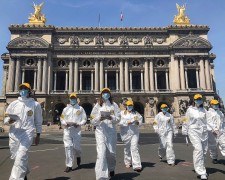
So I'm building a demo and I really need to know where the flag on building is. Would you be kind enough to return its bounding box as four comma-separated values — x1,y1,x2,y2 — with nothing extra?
120,11,123,21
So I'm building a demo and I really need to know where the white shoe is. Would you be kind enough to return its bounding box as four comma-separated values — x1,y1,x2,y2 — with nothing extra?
201,174,207,180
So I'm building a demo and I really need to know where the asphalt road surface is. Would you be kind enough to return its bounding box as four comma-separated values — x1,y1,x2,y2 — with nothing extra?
0,131,225,180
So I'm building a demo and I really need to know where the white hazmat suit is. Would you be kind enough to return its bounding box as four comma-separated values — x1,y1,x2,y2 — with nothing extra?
206,108,225,160
182,106,208,176
91,100,120,180
119,110,142,169
4,97,43,180
60,104,87,168
153,112,178,165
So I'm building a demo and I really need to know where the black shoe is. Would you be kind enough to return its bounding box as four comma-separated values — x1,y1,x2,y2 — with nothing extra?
212,159,218,164
77,157,81,166
64,167,72,173
110,171,115,177
134,168,142,172
24,176,27,180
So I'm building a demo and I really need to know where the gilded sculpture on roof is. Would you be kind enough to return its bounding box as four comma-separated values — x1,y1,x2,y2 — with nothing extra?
28,2,46,24
173,3,190,25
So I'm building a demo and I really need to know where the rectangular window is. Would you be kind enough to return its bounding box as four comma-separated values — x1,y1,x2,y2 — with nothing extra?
157,71,166,89
82,72,91,90
107,71,116,90
187,69,197,88
24,70,34,89
56,71,66,90
132,71,141,90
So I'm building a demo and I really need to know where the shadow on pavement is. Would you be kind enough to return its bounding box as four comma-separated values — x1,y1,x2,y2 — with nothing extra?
74,162,95,170
218,159,225,165
45,177,70,180
141,162,155,170
207,167,225,175
111,172,140,180
175,159,185,165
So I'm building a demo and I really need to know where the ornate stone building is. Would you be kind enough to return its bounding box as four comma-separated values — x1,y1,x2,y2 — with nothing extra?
0,24,218,124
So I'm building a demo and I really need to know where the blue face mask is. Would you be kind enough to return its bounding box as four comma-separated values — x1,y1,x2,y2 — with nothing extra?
19,89,29,97
212,104,219,110
162,108,168,113
102,93,110,100
195,100,203,106
70,99,77,105
127,106,133,111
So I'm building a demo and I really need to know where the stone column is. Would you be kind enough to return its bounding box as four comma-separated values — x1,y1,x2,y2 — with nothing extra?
105,70,108,87
166,70,169,90
94,59,99,92
22,69,25,83
185,68,188,89
124,59,129,92
79,70,82,91
179,58,185,90
2,66,8,95
149,59,154,91
170,55,180,91
47,56,52,94
37,58,42,92
91,70,94,91
42,58,48,93
65,70,68,91
119,59,124,92
74,59,79,92
205,59,211,90
144,59,149,91
54,71,57,91
34,69,37,90
130,70,133,91
154,70,158,90
99,59,104,91
14,58,21,91
199,58,206,89
141,70,144,91
7,57,15,92
196,69,200,89
116,70,119,91
69,59,74,92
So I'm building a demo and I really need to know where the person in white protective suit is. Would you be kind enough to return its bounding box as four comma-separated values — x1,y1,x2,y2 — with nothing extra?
90,88,120,180
60,93,87,172
153,104,178,166
119,100,142,172
182,94,208,180
206,99,225,164
4,83,43,180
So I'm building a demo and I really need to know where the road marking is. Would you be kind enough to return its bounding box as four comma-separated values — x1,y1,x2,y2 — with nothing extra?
29,147,58,152
32,165,39,170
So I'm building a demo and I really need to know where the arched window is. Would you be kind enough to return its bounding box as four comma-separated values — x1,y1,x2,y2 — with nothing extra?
26,58,34,66
58,60,66,67
157,60,165,67
186,58,195,65
83,60,91,67
132,60,140,67
108,60,115,67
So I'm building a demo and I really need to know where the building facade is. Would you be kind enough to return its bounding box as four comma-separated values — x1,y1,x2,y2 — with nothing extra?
0,24,218,124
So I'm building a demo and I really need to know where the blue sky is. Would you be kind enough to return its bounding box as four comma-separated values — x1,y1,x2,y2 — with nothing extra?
0,0,224,101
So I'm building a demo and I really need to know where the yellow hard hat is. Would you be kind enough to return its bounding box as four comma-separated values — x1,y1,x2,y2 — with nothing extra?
69,93,77,98
101,88,110,93
210,99,219,105
194,94,203,100
160,104,168,109
126,100,134,106
19,83,31,89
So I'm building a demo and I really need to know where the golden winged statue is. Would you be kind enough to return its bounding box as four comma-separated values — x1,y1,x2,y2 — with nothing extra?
28,2,46,24
173,3,190,25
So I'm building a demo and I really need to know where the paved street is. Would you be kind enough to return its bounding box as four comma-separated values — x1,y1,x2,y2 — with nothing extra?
0,131,225,180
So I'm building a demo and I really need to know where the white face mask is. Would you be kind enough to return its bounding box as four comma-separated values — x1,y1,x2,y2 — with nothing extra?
70,99,77,105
